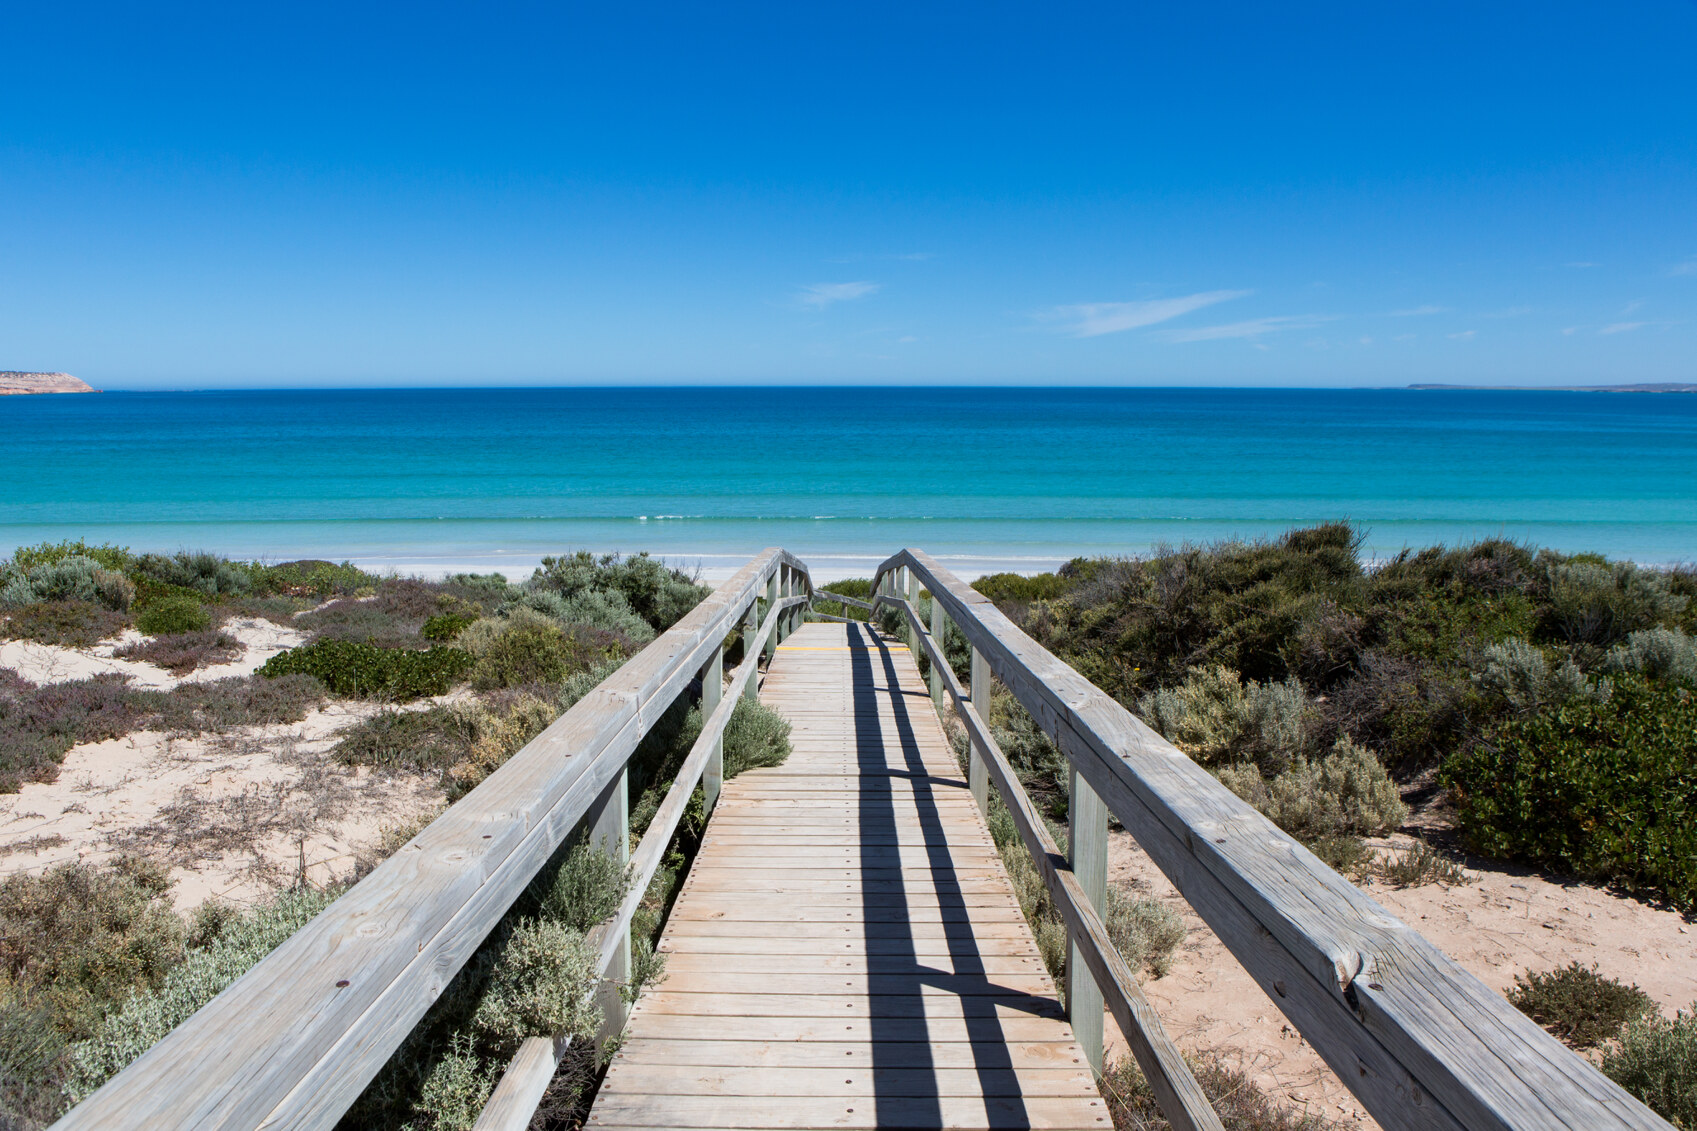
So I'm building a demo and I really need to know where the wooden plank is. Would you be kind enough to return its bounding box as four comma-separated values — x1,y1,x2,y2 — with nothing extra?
616,1013,1091,1045
878,550,1674,1131
602,1064,1098,1098
660,953,1051,976
613,1039,1088,1070
585,1094,1109,1130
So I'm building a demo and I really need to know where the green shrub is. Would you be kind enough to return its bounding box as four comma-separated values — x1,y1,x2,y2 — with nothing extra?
530,551,709,632
1377,840,1469,887
1541,559,1687,647
0,673,143,792
1508,962,1655,1048
972,571,1075,604
258,639,472,700
249,558,377,598
468,918,601,1061
1444,673,1697,908
65,886,337,1103
132,551,254,598
422,612,477,641
811,577,871,621
1604,1005,1697,1128
467,618,574,689
1216,737,1406,843
722,697,792,778
113,630,242,675
1139,665,1313,774
7,540,134,575
0,601,130,647
1606,627,1697,685
136,595,211,636
1105,888,1186,978
1471,637,1598,713
139,673,325,734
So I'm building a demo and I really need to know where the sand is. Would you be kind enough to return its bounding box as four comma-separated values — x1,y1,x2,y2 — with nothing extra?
1101,829,1697,1126
0,616,306,690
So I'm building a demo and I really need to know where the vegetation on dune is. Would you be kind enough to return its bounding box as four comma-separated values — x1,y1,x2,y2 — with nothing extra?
1508,962,1656,1049
1604,1006,1697,1129
257,640,474,701
112,629,243,675
1100,1050,1342,1131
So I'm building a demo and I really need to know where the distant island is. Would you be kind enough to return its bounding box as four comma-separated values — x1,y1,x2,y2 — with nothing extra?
0,371,97,395
1408,382,1697,393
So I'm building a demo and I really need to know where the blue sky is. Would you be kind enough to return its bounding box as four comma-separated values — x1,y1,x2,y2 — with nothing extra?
3,2,1695,387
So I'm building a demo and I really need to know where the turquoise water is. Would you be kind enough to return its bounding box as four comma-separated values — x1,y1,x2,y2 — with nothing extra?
3,387,1695,578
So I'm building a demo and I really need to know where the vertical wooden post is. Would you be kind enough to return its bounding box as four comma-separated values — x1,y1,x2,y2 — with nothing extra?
1067,766,1109,1073
742,600,759,702
904,566,920,661
929,598,946,706
968,647,991,815
587,767,630,1045
764,569,779,661
701,642,724,813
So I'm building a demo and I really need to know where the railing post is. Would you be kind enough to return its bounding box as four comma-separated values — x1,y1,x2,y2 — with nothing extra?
742,600,760,701
968,647,991,815
1068,765,1108,1073
904,566,920,660
701,642,724,813
587,767,631,1045
764,569,779,661
929,597,947,706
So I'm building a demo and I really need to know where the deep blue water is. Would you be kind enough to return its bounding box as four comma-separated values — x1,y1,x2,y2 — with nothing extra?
3,387,1695,578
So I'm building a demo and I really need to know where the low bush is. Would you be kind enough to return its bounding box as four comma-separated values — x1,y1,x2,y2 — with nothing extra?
1215,737,1406,844
334,690,564,797
113,630,243,675
6,540,134,575
64,886,338,1105
1606,626,1697,685
1377,840,1469,888
0,858,185,1124
1443,673,1697,908
1105,889,1186,978
1541,559,1687,647
1471,638,1598,713
1508,962,1655,1048
1139,666,1313,775
529,550,709,632
459,611,631,691
0,674,143,792
0,601,130,647
812,577,871,621
972,571,1075,605
0,556,124,610
136,595,211,636
258,639,472,701
140,673,325,734
253,559,377,598
293,596,425,647
132,551,254,599
722,697,793,777
1604,1005,1697,1128
422,612,477,641
1100,1050,1341,1130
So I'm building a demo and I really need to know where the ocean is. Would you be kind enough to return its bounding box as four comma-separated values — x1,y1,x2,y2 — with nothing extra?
4,386,1695,581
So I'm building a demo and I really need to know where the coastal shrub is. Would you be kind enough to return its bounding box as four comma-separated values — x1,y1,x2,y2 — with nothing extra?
1138,665,1313,774
139,673,324,734
1104,888,1186,979
0,858,185,1124
1378,840,1470,887
1215,737,1406,844
972,571,1075,605
1100,1051,1339,1131
468,918,601,1060
132,551,254,599
0,674,143,792
1606,627,1697,684
93,569,136,612
1471,638,1596,713
1443,673,1697,908
136,595,212,636
6,540,134,575
1604,1006,1697,1128
64,886,338,1105
721,696,793,778
1508,962,1655,1048
258,639,472,700
811,577,872,621
530,550,709,632
1541,559,1686,647
0,600,130,647
0,557,127,610
252,558,376,598
113,630,242,675
422,612,477,641
333,691,562,797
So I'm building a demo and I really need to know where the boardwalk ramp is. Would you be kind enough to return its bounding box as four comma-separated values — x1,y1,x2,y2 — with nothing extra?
591,621,1107,1130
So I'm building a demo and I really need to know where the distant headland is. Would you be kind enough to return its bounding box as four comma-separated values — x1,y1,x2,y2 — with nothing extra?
0,372,97,395
1408,382,1697,393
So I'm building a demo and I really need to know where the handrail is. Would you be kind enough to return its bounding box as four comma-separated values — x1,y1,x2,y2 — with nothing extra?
56,549,812,1131
872,589,1222,1131
868,549,1671,1131
813,587,874,611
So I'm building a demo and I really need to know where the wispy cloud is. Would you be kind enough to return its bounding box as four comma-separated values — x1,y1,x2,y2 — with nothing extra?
1599,321,1646,335
1160,314,1332,343
826,252,935,264
1448,330,1476,341
1622,299,1645,315
1483,305,1533,318
1668,259,1696,276
797,281,879,309
1389,305,1447,317
1566,261,1599,269
1039,290,1249,337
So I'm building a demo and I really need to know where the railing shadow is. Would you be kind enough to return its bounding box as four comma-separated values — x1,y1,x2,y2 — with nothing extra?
848,622,1048,1128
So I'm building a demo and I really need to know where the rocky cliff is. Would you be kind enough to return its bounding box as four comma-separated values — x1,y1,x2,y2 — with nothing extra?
0,372,97,394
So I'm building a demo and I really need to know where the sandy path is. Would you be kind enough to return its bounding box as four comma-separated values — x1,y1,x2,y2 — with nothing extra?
1102,829,1697,1126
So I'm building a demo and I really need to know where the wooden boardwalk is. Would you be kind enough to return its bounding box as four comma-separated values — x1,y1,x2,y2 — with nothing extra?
590,620,1109,1131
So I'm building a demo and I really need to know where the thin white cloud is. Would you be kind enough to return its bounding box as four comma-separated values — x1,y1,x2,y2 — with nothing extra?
1669,259,1697,276
1561,326,1578,335
1160,313,1332,343
798,281,879,309
1566,261,1599,268
1448,330,1476,341
1389,305,1447,316
1599,322,1646,335
1483,305,1534,318
1040,290,1249,337
1622,299,1645,314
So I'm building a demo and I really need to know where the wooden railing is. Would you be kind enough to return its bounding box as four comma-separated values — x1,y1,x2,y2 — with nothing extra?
866,549,1671,1131
54,549,812,1131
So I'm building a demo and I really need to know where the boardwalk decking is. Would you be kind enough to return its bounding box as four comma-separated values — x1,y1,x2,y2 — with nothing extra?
590,620,1109,1131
